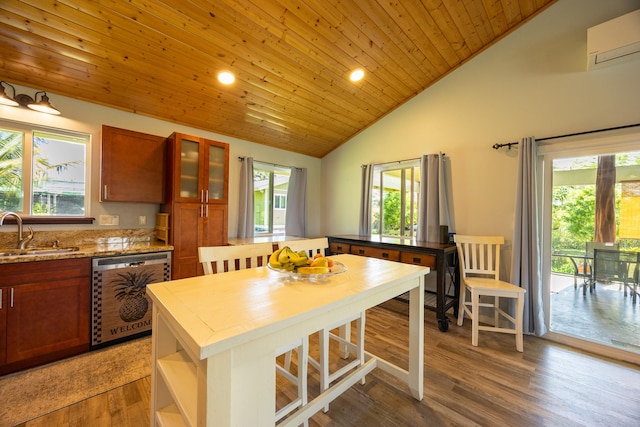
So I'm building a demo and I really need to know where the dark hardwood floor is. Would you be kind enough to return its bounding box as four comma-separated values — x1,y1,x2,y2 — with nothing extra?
19,299,640,426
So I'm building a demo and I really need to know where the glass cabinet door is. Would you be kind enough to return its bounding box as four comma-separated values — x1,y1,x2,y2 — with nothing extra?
208,144,226,200
179,138,200,199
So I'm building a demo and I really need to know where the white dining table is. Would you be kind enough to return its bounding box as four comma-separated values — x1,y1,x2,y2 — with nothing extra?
148,253,428,427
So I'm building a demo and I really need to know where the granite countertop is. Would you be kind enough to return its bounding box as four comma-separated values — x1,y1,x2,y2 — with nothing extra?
0,229,173,264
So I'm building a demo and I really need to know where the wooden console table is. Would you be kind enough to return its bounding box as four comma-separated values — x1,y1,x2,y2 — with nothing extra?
328,235,459,331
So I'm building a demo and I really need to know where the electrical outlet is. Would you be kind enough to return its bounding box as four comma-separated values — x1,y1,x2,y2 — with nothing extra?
139,215,147,225
99,214,120,226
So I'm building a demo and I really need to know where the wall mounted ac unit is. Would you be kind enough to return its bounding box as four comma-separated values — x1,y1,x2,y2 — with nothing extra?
587,9,640,70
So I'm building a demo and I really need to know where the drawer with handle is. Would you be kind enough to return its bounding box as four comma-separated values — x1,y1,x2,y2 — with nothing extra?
329,242,351,254
351,245,400,261
400,251,436,269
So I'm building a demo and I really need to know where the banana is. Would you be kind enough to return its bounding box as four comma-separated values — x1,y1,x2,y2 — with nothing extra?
292,251,309,266
269,248,283,267
310,257,328,268
278,246,293,264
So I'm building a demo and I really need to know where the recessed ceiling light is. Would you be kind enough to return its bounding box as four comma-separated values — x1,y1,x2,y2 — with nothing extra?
218,71,235,85
349,68,365,82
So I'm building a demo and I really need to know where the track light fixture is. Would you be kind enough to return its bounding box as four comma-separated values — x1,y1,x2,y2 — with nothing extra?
0,81,61,115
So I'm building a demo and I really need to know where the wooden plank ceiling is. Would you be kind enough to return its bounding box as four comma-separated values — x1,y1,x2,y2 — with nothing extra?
0,0,556,158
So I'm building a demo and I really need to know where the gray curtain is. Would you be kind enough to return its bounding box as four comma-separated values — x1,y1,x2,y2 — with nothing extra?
359,164,374,236
510,137,546,336
416,153,454,242
285,167,307,237
237,157,254,238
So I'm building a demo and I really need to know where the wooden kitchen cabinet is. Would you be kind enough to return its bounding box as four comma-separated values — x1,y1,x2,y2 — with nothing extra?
162,133,229,279
168,203,228,279
166,132,229,204
100,125,166,203
0,287,6,366
0,258,91,375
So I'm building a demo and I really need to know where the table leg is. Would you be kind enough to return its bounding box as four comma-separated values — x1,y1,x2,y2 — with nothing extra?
207,340,276,426
408,275,424,400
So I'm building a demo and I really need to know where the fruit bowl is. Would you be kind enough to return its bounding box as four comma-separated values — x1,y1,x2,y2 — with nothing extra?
268,261,347,280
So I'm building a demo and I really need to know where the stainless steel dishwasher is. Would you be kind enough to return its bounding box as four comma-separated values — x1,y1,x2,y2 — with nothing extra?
91,251,171,349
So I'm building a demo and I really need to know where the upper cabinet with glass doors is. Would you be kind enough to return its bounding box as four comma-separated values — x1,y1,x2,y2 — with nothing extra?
167,133,229,204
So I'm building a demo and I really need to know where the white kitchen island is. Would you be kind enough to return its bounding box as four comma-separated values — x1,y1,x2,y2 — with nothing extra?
147,253,427,427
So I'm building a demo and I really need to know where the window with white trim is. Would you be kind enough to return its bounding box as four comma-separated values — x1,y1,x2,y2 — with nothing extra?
0,121,89,216
371,160,420,238
253,162,290,235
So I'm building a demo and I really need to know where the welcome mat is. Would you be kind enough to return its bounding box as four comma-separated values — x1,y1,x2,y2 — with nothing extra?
0,337,151,427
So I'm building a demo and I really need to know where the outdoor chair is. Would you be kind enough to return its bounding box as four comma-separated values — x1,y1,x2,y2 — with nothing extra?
563,242,619,295
552,249,593,294
278,238,366,412
198,243,309,425
454,235,526,352
593,248,639,304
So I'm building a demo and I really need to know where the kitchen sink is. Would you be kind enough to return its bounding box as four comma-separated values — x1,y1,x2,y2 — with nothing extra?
0,246,80,257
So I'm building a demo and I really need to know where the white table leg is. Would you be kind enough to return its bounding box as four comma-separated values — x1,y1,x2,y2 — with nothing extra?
408,275,424,400
207,340,276,426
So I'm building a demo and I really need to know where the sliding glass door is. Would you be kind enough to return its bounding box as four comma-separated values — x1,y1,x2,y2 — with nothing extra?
541,131,640,355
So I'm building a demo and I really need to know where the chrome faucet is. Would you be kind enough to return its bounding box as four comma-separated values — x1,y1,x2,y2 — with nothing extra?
0,211,34,249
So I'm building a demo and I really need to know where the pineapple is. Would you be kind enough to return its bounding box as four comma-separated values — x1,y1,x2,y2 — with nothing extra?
112,270,155,322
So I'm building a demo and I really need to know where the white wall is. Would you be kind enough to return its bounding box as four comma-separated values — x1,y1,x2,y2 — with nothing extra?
1,85,322,237
321,0,640,242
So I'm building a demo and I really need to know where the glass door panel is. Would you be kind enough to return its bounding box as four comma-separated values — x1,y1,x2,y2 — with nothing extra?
549,151,640,353
179,139,199,199
208,144,225,200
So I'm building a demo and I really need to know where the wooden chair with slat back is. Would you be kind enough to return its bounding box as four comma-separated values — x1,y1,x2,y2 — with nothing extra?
454,235,526,352
278,238,366,413
199,242,273,274
198,242,308,425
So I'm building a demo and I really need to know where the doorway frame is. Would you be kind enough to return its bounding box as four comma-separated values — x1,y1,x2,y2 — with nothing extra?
539,128,640,366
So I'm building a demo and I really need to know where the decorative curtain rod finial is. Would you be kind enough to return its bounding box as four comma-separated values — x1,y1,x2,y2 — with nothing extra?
493,142,518,150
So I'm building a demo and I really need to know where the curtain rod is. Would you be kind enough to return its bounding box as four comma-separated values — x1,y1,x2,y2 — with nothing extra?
492,123,640,150
363,153,446,168
238,156,291,170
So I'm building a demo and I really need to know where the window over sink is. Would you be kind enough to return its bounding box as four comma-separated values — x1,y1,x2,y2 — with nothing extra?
0,120,89,217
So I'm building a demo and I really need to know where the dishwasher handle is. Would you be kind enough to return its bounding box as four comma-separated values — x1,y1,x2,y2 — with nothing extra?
128,261,145,267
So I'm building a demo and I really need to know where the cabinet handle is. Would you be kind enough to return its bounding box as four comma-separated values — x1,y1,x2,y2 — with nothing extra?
359,249,365,255
200,190,205,203
0,289,2,309
103,185,108,200
205,204,209,217
382,252,389,258
413,257,421,263
205,190,209,203
10,288,14,308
